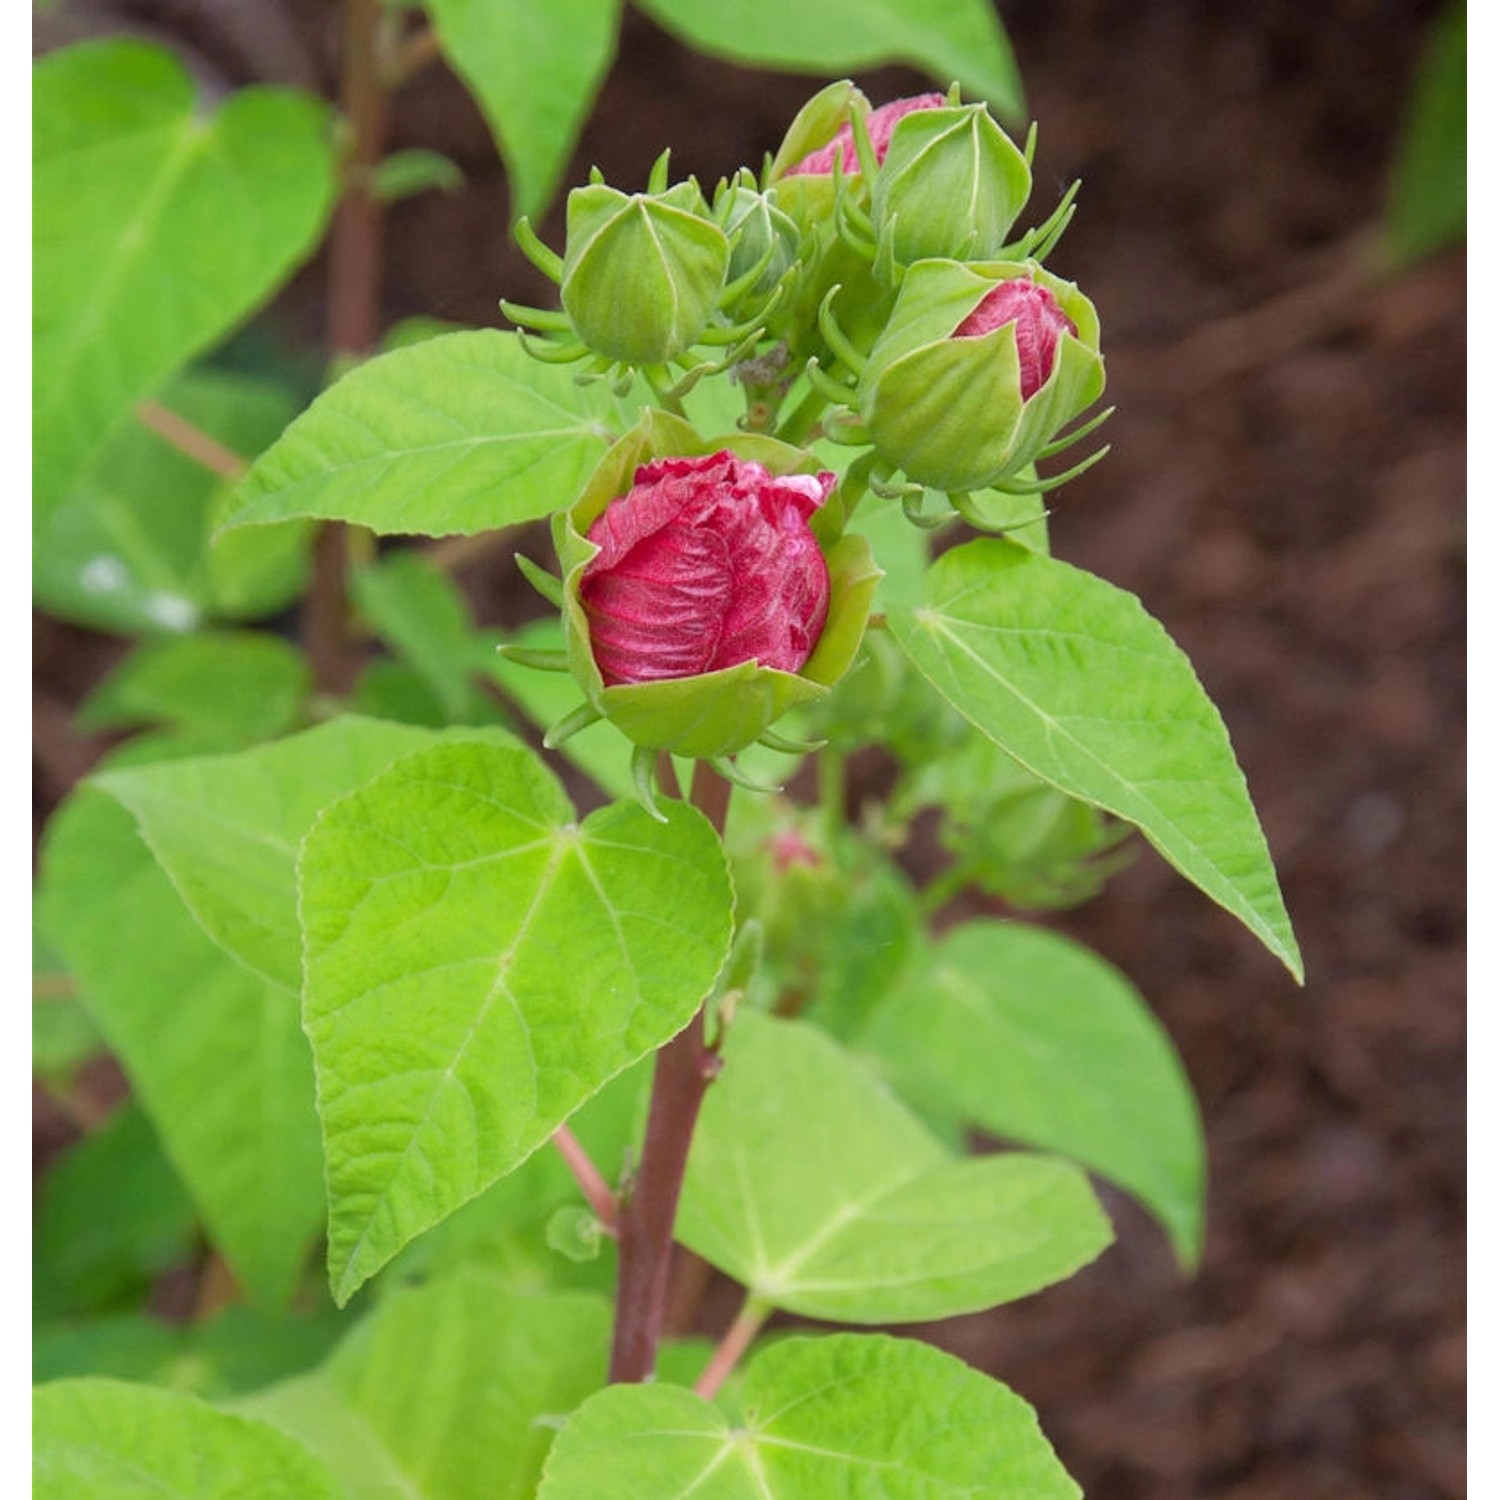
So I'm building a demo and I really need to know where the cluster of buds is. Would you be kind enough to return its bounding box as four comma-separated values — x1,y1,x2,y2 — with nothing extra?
501,82,1109,780
502,153,801,404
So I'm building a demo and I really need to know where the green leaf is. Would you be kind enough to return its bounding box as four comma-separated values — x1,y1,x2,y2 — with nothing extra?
238,1274,611,1500
889,540,1302,978
76,631,311,745
677,1012,1111,1322
34,1378,342,1500
33,1104,198,1320
36,786,324,1307
96,718,517,993
427,0,620,222
373,147,464,202
220,331,622,539
858,921,1206,1265
538,1333,1079,1498
300,740,735,1302
352,550,483,722
1386,0,1465,264
635,0,1023,120
35,368,311,636
34,41,336,509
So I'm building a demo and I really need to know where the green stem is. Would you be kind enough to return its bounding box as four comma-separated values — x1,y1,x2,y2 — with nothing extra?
818,746,846,844
775,386,829,447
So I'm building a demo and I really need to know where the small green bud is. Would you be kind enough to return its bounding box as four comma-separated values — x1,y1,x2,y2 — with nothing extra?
720,185,801,302
561,181,730,365
859,259,1105,492
872,103,1032,268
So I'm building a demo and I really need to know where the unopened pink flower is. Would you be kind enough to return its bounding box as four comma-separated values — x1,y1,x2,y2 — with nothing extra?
581,453,834,687
785,92,947,178
953,280,1078,400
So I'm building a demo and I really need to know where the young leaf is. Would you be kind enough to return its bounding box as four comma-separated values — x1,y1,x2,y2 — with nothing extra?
34,368,310,636
635,0,1024,121
537,1333,1080,1498
298,741,735,1303
676,1012,1112,1322
33,1104,198,1321
373,147,464,203
856,921,1207,1266
888,539,1302,978
218,331,620,539
95,718,517,993
425,0,620,223
34,41,336,509
76,631,311,746
34,1378,341,1500
238,1274,610,1500
36,787,324,1307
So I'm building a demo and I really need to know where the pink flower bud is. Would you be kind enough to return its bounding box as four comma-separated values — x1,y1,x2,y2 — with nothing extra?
581,453,834,687
953,280,1079,401
785,92,947,178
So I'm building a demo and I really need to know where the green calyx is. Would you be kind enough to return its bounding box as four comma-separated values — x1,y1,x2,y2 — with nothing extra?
553,410,882,760
872,104,1032,269
859,258,1106,493
561,181,731,366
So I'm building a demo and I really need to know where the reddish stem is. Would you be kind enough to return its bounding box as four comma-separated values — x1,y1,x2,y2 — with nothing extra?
694,1295,769,1400
306,0,392,695
552,1124,618,1235
608,763,732,1383
135,400,248,480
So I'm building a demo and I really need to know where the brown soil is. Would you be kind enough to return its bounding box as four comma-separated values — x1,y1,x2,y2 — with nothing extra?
34,2,1464,1494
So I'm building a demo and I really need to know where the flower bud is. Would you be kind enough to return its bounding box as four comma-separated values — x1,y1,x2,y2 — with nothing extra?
581,453,833,686
783,92,948,178
555,411,881,758
720,185,801,304
871,103,1032,267
858,259,1105,492
561,181,730,365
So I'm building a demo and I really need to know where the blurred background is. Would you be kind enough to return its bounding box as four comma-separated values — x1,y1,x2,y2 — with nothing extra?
34,1,1464,1494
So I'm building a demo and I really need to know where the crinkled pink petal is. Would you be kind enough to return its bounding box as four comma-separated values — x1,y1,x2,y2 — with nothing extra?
582,524,731,684
580,452,835,685
785,93,947,178
953,281,1078,401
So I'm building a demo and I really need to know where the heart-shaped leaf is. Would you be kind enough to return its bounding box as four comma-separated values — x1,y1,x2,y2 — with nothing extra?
538,1334,1079,1498
34,41,335,509
677,1012,1111,1321
299,741,734,1302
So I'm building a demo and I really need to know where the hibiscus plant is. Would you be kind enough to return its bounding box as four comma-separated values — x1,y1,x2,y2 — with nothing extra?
34,9,1299,1497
